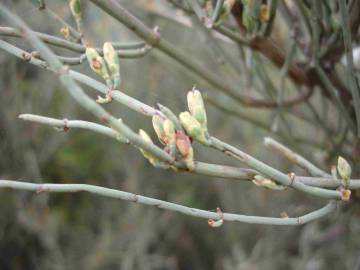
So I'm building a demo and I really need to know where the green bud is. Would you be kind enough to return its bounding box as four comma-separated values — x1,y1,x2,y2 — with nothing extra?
337,156,351,187
163,119,176,145
152,115,166,145
85,46,113,88
187,88,207,129
96,94,112,104
103,42,121,88
179,111,208,144
163,119,176,156
69,0,81,20
138,129,159,166
138,129,170,169
252,175,286,190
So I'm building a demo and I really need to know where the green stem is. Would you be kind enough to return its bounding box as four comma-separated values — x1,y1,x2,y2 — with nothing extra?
338,0,360,137
0,180,338,225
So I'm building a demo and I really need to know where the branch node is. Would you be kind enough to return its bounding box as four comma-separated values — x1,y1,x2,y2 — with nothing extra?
208,207,224,228
288,172,296,186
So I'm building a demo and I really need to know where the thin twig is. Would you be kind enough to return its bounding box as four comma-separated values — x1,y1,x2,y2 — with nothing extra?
338,0,360,137
263,137,330,177
0,5,174,165
0,180,338,226
0,36,348,199
209,137,342,199
19,114,129,143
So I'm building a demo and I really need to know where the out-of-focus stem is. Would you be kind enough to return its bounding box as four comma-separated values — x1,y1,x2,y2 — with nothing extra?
338,0,360,137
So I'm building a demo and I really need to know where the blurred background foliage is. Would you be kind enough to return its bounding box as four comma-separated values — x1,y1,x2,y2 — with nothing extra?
0,0,360,269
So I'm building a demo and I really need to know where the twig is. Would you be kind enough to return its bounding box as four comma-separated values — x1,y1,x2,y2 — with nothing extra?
19,114,129,143
14,114,360,188
338,0,360,137
0,5,174,165
0,27,147,53
314,64,356,133
43,6,82,41
209,137,342,199
263,137,330,177
0,180,337,226
0,40,159,117
1,38,354,196
18,114,258,181
88,0,307,108
210,0,225,27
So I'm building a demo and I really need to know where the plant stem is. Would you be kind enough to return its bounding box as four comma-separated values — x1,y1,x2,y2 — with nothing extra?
0,180,337,225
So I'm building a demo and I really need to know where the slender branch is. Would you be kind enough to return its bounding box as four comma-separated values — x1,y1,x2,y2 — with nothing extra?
43,6,82,41
0,180,337,225
0,40,159,117
0,26,147,53
19,114,129,143
264,137,330,177
338,0,360,137
0,26,84,53
209,137,342,199
88,0,311,108
314,64,356,133
37,0,45,10
55,45,152,65
0,40,348,199
18,114,360,189
0,5,174,164
211,0,225,26
18,113,258,181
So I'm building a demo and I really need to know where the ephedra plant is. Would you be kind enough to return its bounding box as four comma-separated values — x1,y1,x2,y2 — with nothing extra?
0,0,360,227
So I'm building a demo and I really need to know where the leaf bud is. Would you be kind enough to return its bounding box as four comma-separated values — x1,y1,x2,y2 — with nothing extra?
179,111,208,144
103,42,121,88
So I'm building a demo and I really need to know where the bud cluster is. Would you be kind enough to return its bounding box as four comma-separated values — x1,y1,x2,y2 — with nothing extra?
179,88,211,145
85,43,121,103
138,88,211,171
152,111,196,170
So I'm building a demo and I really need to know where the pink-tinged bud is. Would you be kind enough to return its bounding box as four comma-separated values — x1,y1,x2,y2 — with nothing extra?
175,131,194,170
341,189,351,201
85,46,113,88
208,208,224,228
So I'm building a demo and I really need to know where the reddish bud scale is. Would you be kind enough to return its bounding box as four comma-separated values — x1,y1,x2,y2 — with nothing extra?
175,131,192,157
